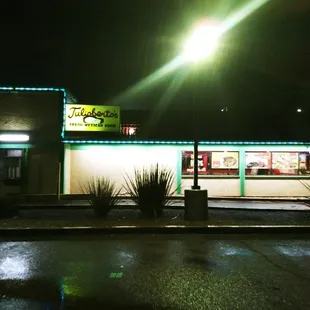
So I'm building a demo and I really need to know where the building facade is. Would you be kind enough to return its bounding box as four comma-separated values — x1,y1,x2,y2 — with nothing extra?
62,103,310,197
63,141,310,197
0,87,75,196
1,86,309,197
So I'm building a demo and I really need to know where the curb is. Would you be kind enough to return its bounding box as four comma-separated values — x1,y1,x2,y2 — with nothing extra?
17,205,310,212
0,225,309,239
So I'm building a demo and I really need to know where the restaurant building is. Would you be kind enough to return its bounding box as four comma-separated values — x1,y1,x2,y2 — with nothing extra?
62,104,310,197
1,86,310,197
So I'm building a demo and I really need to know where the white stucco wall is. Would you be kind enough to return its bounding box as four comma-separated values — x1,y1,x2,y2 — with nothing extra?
64,144,310,197
68,145,179,194
245,179,310,197
181,178,240,196
64,144,71,194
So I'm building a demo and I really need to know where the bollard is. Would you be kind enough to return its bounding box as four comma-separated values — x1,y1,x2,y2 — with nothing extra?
184,189,208,221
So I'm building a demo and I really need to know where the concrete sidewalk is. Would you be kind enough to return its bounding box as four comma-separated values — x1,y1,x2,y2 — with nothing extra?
19,199,310,211
1,206,310,234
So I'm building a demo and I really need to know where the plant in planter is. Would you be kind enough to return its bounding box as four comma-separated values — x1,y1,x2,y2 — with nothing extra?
124,164,176,219
81,177,121,217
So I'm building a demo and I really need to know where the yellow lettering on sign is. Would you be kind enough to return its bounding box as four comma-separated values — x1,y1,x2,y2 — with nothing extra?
65,104,120,132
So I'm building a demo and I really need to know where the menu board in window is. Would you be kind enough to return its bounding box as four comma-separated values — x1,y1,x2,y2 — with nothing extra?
182,151,208,175
211,152,239,169
272,152,298,175
245,152,271,169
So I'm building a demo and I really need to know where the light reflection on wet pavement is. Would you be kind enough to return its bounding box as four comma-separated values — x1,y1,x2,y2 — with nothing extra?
0,235,310,309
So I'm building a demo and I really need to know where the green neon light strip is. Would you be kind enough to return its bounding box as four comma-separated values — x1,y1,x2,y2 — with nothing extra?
0,144,32,149
64,140,194,145
0,86,64,91
62,140,309,146
61,91,67,138
0,86,67,139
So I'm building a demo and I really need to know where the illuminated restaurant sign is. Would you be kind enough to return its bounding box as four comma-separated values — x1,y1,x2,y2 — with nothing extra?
65,104,120,132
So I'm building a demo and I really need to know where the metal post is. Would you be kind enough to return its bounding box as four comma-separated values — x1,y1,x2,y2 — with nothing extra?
192,138,200,189
191,84,200,190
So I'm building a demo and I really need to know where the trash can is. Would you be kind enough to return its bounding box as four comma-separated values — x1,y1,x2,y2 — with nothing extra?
184,189,208,221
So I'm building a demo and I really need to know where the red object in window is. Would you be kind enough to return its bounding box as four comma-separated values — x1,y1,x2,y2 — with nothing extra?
274,169,280,175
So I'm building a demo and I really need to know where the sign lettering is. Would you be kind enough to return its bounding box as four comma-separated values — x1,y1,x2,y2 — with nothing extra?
65,104,120,132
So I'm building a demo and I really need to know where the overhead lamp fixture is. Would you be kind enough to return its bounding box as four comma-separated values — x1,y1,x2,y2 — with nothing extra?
0,134,30,142
181,20,222,63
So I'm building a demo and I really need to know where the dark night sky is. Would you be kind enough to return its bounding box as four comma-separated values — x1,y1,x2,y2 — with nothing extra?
1,0,310,114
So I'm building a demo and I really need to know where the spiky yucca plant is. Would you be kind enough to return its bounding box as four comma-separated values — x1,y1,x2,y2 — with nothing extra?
81,177,121,217
124,164,176,218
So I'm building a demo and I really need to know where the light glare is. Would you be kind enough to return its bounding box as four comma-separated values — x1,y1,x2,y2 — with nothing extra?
182,22,221,63
221,0,270,33
106,0,271,105
0,257,29,280
0,134,29,142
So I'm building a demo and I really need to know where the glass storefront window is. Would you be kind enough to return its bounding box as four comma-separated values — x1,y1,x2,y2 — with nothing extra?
210,151,239,175
182,151,239,176
272,152,298,175
182,150,310,177
299,152,310,175
245,152,271,175
182,151,209,175
245,151,310,176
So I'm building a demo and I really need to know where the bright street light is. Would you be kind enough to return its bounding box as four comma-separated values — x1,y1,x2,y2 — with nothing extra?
182,20,223,191
181,20,222,63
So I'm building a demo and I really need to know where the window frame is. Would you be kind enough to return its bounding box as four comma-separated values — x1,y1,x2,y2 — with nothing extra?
245,151,310,178
181,150,240,177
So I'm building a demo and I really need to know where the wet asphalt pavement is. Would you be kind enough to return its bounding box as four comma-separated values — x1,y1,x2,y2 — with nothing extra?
0,235,310,309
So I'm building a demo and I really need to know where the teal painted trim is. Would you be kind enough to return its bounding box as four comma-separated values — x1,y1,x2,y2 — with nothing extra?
176,151,182,194
182,175,239,179
239,147,246,197
63,140,310,146
0,143,32,149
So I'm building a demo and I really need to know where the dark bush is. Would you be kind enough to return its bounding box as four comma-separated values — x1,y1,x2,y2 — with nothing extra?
0,195,19,218
81,177,121,217
124,164,176,219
